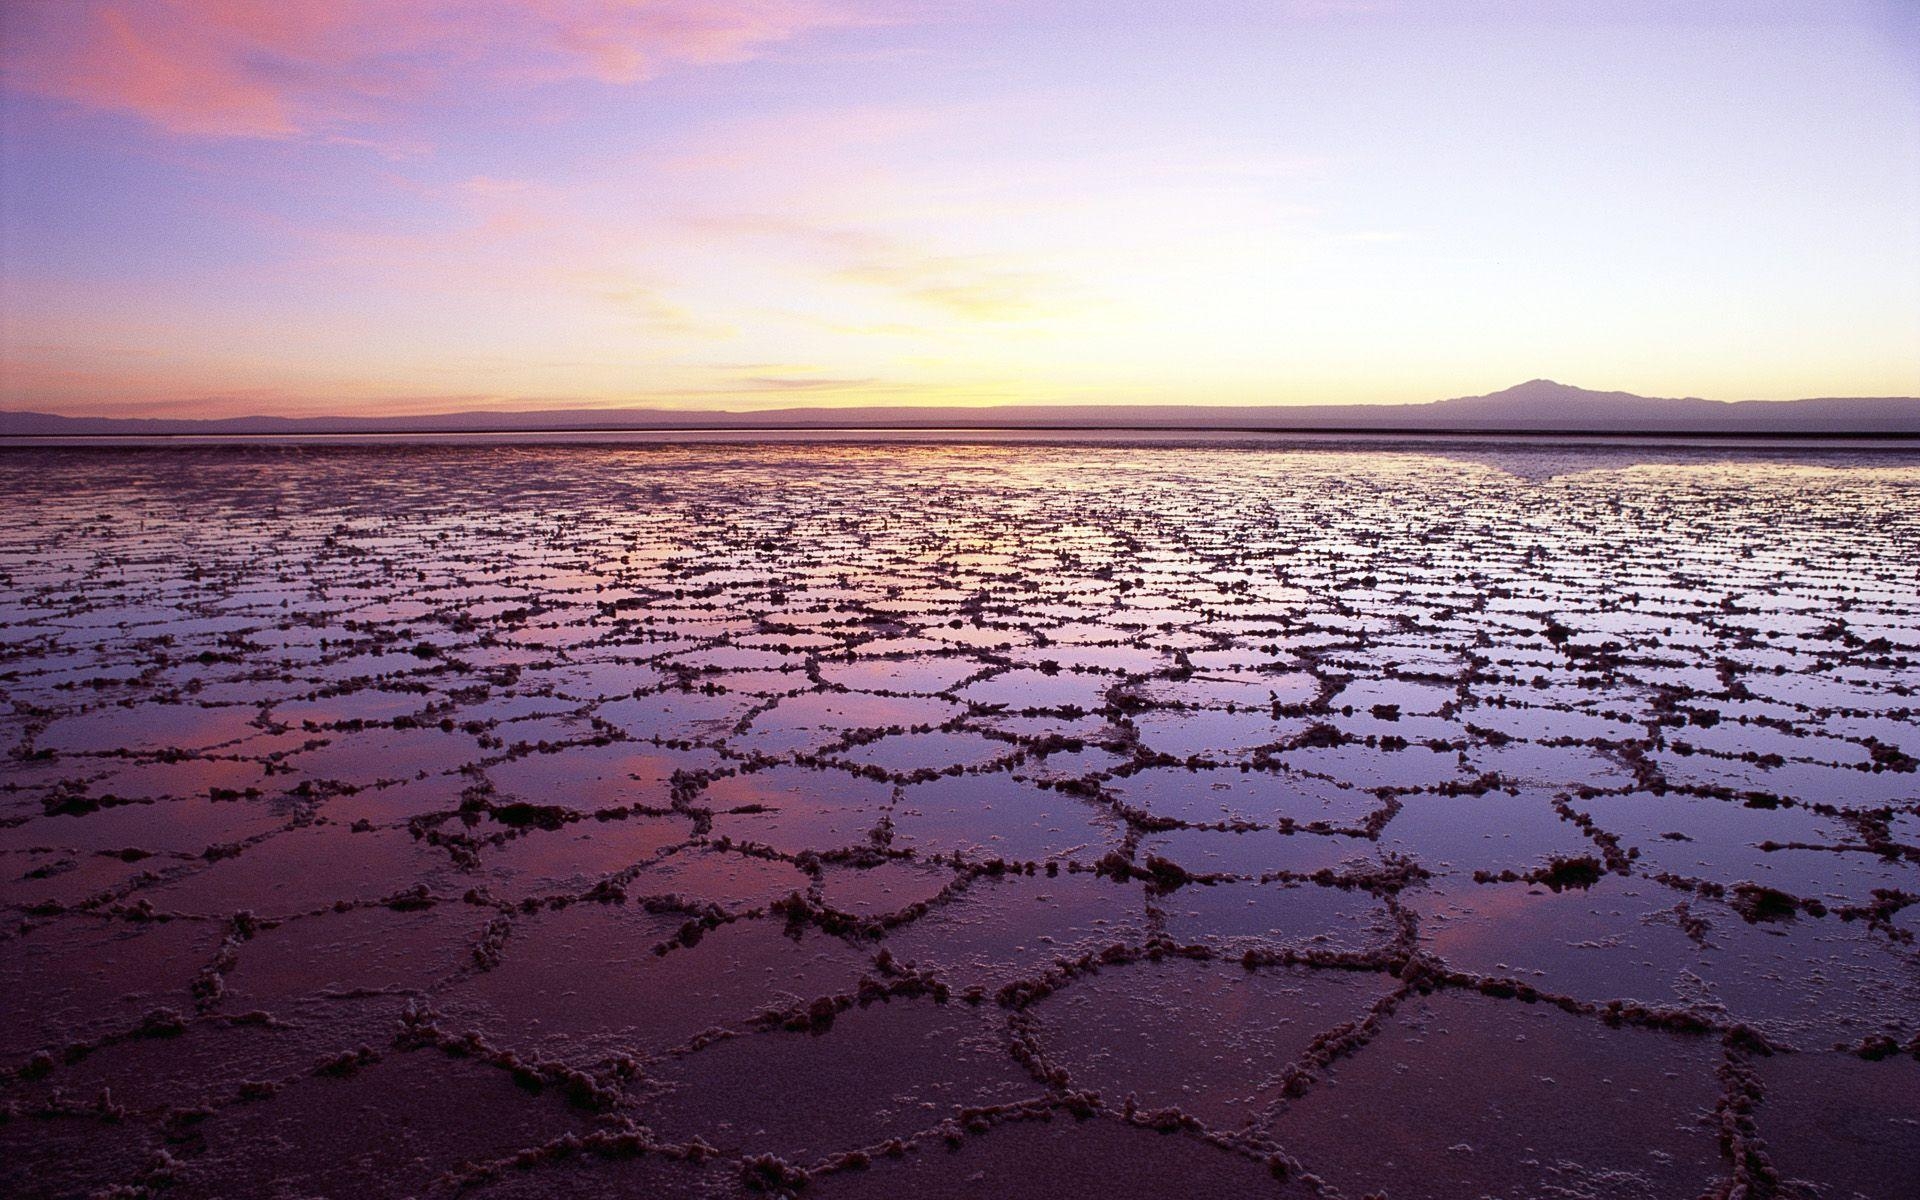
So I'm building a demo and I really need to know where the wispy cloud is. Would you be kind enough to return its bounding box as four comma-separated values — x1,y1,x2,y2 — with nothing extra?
2,0,877,139
562,268,737,338
834,256,1049,320
689,213,1062,321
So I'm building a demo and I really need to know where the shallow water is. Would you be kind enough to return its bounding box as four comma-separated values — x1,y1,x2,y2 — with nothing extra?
1,440,1916,1199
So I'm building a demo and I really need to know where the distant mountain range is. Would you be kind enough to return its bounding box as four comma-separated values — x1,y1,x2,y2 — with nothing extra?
4,380,1918,437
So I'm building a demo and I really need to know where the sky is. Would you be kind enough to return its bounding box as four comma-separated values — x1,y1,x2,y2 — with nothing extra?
1,0,1916,418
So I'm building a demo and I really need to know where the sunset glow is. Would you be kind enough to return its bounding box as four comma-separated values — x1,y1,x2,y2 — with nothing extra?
3,0,1917,418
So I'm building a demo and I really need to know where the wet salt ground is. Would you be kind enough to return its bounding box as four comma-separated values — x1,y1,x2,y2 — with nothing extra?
0,441,1916,1200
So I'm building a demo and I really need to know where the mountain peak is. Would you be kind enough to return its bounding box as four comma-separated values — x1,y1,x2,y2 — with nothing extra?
1488,378,1590,398
1434,378,1698,412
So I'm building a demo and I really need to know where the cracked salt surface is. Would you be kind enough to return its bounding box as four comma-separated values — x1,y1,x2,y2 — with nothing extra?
1,440,1917,1199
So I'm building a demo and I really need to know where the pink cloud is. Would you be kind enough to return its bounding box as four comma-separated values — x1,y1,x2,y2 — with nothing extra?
2,0,870,138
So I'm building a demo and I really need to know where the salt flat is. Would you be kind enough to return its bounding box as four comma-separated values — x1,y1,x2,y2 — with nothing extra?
1,439,1916,1199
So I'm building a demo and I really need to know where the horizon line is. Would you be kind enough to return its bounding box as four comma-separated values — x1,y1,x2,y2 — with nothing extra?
7,423,1920,444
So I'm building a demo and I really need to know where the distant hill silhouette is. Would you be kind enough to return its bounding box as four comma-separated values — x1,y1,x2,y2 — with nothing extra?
4,380,1917,436
1417,380,1918,432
